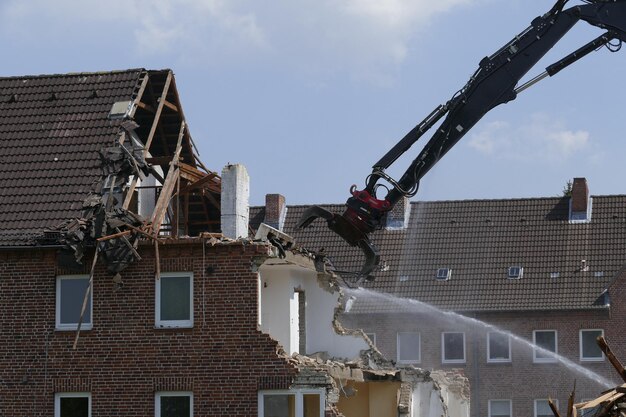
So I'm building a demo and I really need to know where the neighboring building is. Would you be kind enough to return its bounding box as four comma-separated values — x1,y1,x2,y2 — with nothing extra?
0,69,468,417
273,178,626,417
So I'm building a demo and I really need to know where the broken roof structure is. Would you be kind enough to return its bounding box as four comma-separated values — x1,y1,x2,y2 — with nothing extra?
0,68,220,246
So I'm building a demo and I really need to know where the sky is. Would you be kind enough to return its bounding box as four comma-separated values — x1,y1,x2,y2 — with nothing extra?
1,0,624,206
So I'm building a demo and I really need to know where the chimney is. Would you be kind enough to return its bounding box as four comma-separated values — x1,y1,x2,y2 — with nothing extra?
264,194,287,231
569,177,591,222
220,164,250,239
385,196,411,230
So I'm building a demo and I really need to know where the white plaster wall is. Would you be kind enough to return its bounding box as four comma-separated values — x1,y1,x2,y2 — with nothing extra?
258,264,368,359
411,380,469,417
258,269,295,354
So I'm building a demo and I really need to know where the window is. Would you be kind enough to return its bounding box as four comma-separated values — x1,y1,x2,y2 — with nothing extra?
580,329,604,361
55,393,91,417
535,399,557,417
507,266,523,279
56,275,92,331
156,272,193,328
489,400,511,417
487,332,511,363
533,330,557,363
436,268,452,281
155,392,193,417
442,332,465,364
258,389,324,417
397,332,420,363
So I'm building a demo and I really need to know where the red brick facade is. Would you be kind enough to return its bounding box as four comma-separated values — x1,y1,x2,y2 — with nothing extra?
0,241,299,416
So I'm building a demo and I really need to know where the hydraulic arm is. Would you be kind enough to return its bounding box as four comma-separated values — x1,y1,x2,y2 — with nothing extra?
298,0,626,285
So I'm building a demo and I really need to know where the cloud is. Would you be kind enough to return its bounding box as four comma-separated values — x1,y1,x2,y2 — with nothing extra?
0,0,477,82
467,113,591,162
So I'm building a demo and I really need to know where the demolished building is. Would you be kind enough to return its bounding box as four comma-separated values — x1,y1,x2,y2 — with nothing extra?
0,69,468,416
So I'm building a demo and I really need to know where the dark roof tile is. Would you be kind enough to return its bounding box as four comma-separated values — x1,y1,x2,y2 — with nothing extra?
0,69,144,245
271,196,626,312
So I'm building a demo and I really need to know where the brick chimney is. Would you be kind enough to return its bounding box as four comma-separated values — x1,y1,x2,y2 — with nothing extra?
264,194,287,231
220,164,250,239
570,177,591,222
385,196,411,229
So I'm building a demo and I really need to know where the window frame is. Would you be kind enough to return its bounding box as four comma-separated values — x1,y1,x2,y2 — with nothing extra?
535,399,557,417
533,330,558,363
56,275,92,331
488,399,512,417
54,392,91,417
155,272,194,328
155,391,193,417
507,266,523,279
436,268,452,281
442,332,466,364
258,389,325,417
257,388,326,417
397,332,421,364
579,329,605,362
487,332,512,363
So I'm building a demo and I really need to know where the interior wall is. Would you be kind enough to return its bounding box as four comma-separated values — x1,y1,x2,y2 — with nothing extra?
337,381,370,417
259,264,369,359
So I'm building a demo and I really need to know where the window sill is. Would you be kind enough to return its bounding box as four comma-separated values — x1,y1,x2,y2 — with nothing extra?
56,325,93,332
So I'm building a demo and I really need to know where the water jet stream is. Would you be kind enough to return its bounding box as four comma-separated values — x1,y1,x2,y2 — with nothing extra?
344,287,614,389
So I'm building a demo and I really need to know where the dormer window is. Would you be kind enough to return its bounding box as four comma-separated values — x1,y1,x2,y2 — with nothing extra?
507,266,523,279
436,268,452,281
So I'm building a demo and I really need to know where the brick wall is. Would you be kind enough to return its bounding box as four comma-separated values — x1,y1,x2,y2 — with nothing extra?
0,242,298,416
342,306,622,417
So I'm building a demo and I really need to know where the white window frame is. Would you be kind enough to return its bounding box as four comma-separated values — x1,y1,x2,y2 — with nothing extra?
397,332,421,364
535,399,557,417
155,391,193,417
258,389,324,417
533,330,558,363
579,329,605,362
487,332,511,363
155,272,194,328
488,399,512,417
56,275,92,331
442,332,466,364
55,392,91,417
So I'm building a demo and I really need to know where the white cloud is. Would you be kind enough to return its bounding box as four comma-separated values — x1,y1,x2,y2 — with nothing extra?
467,113,592,162
0,0,478,82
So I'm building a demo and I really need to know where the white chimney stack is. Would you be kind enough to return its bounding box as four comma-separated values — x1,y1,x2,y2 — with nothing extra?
220,164,250,239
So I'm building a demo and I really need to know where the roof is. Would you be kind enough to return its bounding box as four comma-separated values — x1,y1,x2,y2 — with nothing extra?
0,69,144,246
0,68,222,249
264,195,626,312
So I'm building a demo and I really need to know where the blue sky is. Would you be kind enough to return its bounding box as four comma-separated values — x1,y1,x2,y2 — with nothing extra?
1,0,624,206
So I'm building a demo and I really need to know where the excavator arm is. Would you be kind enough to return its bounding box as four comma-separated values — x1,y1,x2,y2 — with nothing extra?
298,0,626,285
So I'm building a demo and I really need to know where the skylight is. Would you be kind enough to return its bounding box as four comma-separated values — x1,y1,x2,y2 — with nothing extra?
436,268,452,281
507,266,523,279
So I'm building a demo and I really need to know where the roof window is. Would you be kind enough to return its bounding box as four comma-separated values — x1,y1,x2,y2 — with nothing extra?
436,268,452,281
550,272,559,279
507,266,523,279
108,100,134,120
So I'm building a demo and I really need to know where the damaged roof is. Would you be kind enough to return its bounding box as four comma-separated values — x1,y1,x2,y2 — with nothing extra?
261,195,626,312
0,68,220,247
0,70,144,245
